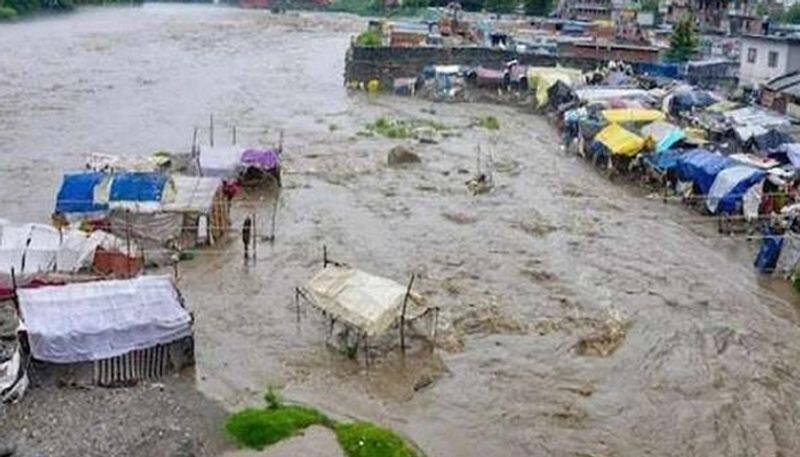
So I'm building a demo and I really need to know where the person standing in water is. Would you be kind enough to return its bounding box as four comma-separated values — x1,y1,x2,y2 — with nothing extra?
242,216,252,260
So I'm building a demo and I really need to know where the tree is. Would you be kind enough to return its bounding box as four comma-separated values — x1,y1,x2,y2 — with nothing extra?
640,0,659,13
666,18,698,63
524,0,551,16
785,3,800,24
484,0,517,14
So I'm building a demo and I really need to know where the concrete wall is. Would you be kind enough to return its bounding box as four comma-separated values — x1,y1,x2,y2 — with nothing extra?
344,45,605,87
739,38,800,87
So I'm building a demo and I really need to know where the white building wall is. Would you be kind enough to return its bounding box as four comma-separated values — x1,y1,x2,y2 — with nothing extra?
739,39,798,87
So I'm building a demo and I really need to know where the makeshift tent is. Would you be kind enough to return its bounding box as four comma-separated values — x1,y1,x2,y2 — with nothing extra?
676,149,734,195
55,172,108,216
668,88,716,115
239,148,281,187
547,80,577,110
602,109,665,124
109,172,168,203
474,67,506,87
393,78,417,96
305,266,430,337
593,124,645,157
0,222,97,275
163,176,230,246
527,67,583,107
752,129,795,153
755,229,784,273
706,166,766,214
641,149,684,175
199,145,242,178
776,143,800,168
17,275,192,364
574,87,648,103
641,121,685,153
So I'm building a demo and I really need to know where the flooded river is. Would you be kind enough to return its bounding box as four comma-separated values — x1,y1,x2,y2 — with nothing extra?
2,5,800,456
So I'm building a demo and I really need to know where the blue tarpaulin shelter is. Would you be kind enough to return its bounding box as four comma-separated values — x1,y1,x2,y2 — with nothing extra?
642,149,684,174
706,165,766,214
755,228,784,273
676,149,734,195
109,172,167,202
55,172,108,214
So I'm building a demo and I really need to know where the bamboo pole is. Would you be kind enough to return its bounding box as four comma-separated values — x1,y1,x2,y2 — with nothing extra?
232,126,237,145
209,114,214,148
399,274,416,355
252,212,257,263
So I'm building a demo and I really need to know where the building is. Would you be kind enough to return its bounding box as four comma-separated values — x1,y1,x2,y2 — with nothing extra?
761,71,800,118
739,34,800,88
562,40,661,62
562,0,613,21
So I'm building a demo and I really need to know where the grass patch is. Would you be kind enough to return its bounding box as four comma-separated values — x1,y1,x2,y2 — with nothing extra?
355,29,382,47
364,116,449,139
225,405,331,450
224,388,423,456
336,422,421,457
480,116,500,130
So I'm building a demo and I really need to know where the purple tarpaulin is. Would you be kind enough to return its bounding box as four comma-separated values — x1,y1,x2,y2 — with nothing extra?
240,149,280,171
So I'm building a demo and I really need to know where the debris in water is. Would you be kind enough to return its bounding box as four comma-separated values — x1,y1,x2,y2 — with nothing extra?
387,145,421,165
466,173,492,195
576,311,631,357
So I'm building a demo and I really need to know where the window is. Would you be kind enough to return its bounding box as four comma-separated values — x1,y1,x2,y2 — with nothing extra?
768,51,779,68
747,48,757,63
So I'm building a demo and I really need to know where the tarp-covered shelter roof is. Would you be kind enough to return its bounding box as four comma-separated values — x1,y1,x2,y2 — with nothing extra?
641,121,685,153
594,124,645,157
17,275,192,364
199,145,242,178
55,172,108,215
0,222,99,275
109,172,168,203
676,149,734,195
602,109,665,124
706,166,766,214
163,176,222,214
240,149,280,171
305,266,429,337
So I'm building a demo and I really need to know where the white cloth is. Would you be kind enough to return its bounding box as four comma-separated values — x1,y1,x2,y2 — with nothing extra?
0,222,99,275
706,166,761,214
199,145,242,178
163,176,222,214
17,275,192,363
306,267,428,337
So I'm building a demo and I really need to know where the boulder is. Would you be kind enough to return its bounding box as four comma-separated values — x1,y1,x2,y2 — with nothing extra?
387,145,420,166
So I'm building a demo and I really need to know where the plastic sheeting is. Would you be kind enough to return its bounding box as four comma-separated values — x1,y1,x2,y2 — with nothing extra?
705,166,766,214
163,176,222,214
199,145,242,178
527,67,583,107
109,172,168,203
56,172,108,215
240,149,280,171
777,143,800,168
0,222,99,275
641,121,685,153
594,124,645,157
755,229,784,274
602,109,665,123
642,149,683,174
305,266,429,337
676,149,734,195
17,275,192,363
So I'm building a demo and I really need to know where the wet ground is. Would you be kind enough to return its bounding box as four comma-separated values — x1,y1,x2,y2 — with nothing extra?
1,5,800,457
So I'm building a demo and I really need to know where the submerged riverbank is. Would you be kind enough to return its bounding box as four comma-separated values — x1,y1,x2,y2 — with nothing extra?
1,6,800,456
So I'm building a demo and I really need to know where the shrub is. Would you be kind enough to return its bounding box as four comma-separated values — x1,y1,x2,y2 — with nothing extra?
355,29,382,47
0,6,17,19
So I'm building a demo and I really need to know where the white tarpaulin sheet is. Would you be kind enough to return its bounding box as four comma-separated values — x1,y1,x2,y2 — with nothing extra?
0,222,99,275
306,267,429,337
199,145,241,178
706,166,763,214
17,275,192,364
163,176,221,214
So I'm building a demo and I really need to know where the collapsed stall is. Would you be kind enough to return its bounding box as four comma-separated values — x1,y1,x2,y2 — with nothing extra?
16,275,194,386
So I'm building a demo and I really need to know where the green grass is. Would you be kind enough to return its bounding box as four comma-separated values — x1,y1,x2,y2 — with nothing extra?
364,116,449,139
224,389,423,456
224,405,331,450
336,422,421,457
480,116,500,130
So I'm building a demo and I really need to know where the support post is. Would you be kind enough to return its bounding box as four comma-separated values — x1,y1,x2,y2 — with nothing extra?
192,127,198,157
232,126,237,145
399,274,416,355
209,114,214,148
294,287,301,323
270,195,278,243
431,307,439,351
10,267,19,313
252,212,257,263
323,245,328,268
125,209,132,278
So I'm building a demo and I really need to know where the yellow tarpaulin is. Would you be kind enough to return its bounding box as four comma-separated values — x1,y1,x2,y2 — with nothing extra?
527,66,584,107
595,123,645,157
602,109,665,123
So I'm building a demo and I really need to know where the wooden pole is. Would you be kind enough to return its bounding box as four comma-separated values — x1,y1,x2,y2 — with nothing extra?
295,288,301,323
270,194,278,243
125,210,131,277
10,267,19,313
192,127,198,157
279,129,284,154
323,245,328,268
252,212,257,263
232,126,237,145
209,114,214,148
399,274,416,355
364,333,369,368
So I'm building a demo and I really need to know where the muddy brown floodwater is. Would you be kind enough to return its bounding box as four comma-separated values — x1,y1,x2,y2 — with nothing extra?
2,5,800,457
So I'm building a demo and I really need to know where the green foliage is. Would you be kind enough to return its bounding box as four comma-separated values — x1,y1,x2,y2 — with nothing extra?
224,406,330,450
4,0,39,14
0,5,17,19
523,0,551,16
640,0,659,12
485,0,517,13
365,116,448,139
480,116,500,130
264,387,281,410
355,29,382,47
336,422,420,457
666,18,698,63
785,3,800,24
